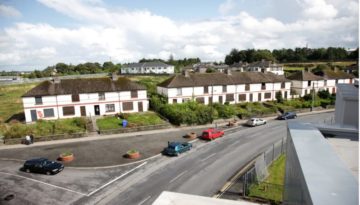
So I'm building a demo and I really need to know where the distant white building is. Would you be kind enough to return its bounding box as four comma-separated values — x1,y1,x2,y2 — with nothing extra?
157,69,291,105
246,60,284,75
22,75,148,123
121,62,174,74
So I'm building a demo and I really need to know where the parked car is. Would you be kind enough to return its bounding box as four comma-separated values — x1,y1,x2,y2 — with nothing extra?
246,118,267,127
277,112,297,120
163,142,192,156
23,158,64,175
201,128,224,140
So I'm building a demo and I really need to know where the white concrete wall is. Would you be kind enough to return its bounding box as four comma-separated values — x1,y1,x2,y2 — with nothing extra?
23,90,148,123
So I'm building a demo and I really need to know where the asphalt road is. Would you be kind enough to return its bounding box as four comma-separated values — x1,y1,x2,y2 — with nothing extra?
75,112,334,205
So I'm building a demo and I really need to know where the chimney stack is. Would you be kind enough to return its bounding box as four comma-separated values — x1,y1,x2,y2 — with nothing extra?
52,76,60,84
225,68,232,75
182,69,190,77
111,72,118,81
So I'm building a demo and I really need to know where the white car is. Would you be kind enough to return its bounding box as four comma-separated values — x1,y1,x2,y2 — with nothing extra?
246,118,267,127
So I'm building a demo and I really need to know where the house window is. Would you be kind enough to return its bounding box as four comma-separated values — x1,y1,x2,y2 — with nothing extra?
35,97,42,105
99,92,105,101
281,82,285,89
245,84,250,91
177,88,182,96
249,94,253,102
335,79,338,84
131,91,138,98
105,104,115,112
204,86,208,94
196,97,205,104
183,98,190,102
123,102,133,111
43,108,54,118
63,106,75,116
238,94,246,101
324,80,327,86
308,81,311,87
226,94,234,102
222,85,227,92
265,93,271,99
261,83,266,90
72,94,80,102
173,99,177,104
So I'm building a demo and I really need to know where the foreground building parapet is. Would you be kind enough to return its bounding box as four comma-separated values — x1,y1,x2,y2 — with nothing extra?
157,70,291,105
22,75,148,123
284,122,358,205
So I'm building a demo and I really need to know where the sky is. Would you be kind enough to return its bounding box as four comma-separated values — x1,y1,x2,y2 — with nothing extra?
0,0,358,71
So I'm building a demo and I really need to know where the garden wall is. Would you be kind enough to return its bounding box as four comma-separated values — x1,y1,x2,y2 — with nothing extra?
99,123,171,135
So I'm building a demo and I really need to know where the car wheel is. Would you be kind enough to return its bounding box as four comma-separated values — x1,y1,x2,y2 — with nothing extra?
25,168,30,173
46,171,51,175
264,122,267,125
294,115,297,118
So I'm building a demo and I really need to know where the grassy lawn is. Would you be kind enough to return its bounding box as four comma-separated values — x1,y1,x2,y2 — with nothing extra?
0,83,39,123
248,154,286,203
284,66,304,71
3,118,87,139
129,75,169,95
97,112,166,130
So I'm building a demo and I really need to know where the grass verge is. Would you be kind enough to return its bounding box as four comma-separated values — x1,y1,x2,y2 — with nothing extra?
248,154,286,203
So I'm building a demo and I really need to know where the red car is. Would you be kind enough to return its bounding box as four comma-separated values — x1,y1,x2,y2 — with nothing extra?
201,128,224,140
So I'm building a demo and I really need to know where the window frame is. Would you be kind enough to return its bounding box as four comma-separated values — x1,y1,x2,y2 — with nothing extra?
105,104,115,112
245,84,250,91
63,106,75,116
35,96,43,105
122,102,133,111
72,94,80,102
264,92,271,99
238,94,246,101
43,108,55,118
98,92,105,101
131,90,138,98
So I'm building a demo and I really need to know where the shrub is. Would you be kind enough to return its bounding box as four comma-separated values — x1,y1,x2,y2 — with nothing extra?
275,91,283,103
213,103,236,119
73,117,87,129
318,90,331,99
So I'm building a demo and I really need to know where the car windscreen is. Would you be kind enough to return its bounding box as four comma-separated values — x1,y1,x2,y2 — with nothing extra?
202,132,209,136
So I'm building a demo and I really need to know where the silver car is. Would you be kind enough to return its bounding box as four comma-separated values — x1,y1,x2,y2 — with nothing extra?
246,118,267,127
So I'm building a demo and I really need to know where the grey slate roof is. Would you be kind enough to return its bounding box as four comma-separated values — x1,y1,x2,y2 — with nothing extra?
22,77,146,97
287,71,324,81
157,72,289,88
123,62,171,68
314,69,355,80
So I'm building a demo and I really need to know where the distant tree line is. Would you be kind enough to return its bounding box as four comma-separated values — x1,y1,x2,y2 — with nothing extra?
224,47,359,65
24,62,121,78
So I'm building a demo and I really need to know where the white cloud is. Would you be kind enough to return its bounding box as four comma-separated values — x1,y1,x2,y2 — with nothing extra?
0,0,358,70
300,0,338,19
0,4,22,18
219,0,237,15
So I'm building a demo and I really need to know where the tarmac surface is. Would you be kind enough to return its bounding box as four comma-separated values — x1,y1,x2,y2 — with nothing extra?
0,109,334,168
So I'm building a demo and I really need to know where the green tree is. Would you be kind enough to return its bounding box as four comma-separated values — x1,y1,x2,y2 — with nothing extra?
275,91,283,103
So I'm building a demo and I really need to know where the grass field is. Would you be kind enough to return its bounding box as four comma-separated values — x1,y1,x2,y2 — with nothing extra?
284,66,304,71
97,112,166,130
248,154,286,203
129,75,169,95
0,83,39,122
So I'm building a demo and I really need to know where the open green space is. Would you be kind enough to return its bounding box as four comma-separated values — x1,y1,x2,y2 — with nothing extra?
0,83,39,123
129,75,169,95
248,154,286,203
97,112,166,130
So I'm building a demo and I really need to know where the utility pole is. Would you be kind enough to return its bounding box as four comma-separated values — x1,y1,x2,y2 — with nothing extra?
311,82,315,112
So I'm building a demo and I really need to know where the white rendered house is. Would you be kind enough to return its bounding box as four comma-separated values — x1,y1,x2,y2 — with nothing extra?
157,70,291,105
121,62,174,74
288,70,355,97
246,60,284,75
22,75,148,123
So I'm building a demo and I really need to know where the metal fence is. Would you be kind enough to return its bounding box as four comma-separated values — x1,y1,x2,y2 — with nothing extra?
219,137,286,200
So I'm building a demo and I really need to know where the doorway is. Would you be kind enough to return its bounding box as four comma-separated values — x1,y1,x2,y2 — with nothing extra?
80,106,86,116
138,102,143,112
94,105,100,116
30,110,37,122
